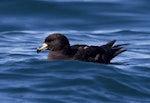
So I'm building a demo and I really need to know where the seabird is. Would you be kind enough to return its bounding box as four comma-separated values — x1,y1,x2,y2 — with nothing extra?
37,33,127,64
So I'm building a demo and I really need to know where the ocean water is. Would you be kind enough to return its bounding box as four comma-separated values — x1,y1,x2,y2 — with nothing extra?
0,0,150,103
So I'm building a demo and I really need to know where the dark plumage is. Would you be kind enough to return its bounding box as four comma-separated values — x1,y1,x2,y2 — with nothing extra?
37,33,127,64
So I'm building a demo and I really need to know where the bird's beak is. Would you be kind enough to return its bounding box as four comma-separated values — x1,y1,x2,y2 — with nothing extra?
37,43,48,53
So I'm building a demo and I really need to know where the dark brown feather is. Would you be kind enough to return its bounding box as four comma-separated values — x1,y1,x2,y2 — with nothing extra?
37,33,128,64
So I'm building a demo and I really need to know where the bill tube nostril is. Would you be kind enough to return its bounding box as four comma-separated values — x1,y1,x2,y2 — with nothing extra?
36,43,48,53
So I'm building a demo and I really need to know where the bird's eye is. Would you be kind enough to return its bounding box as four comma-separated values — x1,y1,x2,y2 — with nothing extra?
47,39,54,42
47,40,51,42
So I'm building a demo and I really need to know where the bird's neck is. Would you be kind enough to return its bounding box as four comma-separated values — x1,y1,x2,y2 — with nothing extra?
48,46,73,60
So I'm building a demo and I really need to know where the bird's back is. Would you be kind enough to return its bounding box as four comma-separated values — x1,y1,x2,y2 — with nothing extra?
71,40,127,63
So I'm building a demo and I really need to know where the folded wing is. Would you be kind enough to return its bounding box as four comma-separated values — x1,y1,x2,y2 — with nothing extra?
73,40,128,63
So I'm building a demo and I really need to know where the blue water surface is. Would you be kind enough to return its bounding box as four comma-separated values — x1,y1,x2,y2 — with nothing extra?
0,0,150,103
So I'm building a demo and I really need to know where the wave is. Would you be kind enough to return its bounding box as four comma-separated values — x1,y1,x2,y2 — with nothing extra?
0,0,150,102
0,60,150,103
1,28,150,35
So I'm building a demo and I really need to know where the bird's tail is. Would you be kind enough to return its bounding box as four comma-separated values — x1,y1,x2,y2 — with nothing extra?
101,40,128,63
